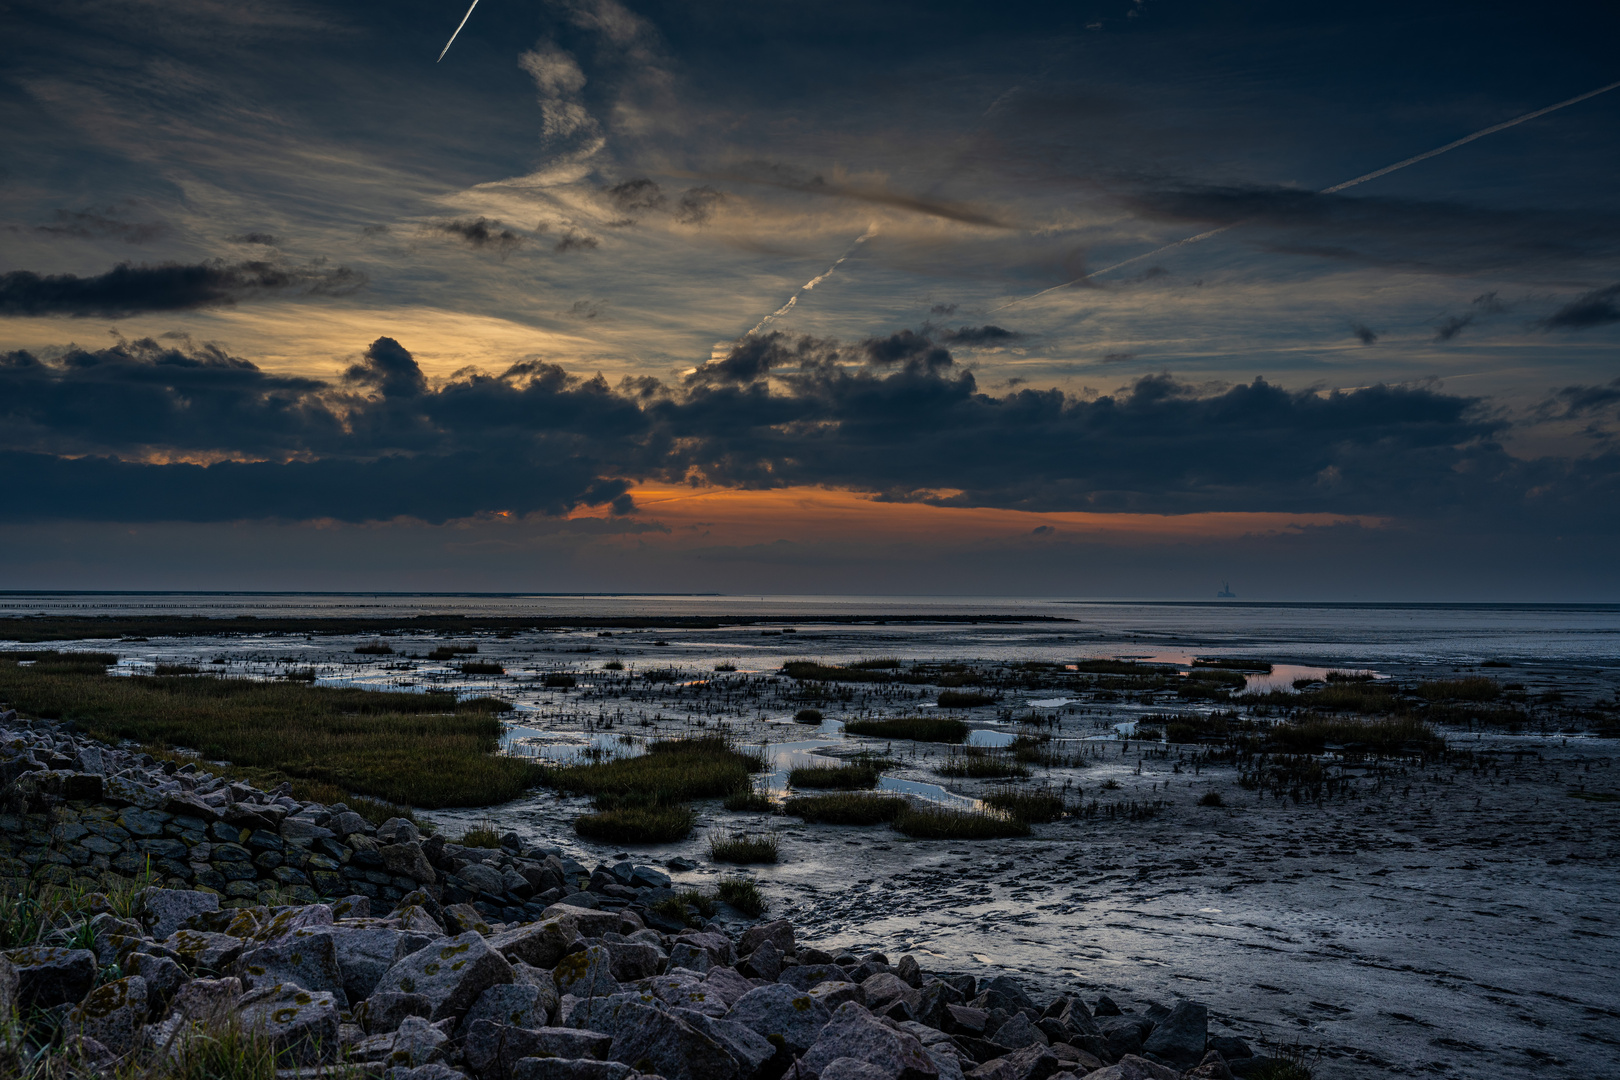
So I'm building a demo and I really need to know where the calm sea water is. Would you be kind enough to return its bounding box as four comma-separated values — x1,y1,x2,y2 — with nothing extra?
3,593,1617,666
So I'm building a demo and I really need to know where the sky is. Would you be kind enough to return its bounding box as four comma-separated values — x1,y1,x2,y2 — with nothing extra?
1,0,1618,599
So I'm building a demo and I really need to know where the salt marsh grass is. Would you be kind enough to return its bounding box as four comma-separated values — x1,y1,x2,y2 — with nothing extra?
843,716,968,743
710,830,779,863
783,792,908,824
891,804,1030,839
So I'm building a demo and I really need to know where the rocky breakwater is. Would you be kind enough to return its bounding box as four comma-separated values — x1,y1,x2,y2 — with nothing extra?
2,715,1273,1080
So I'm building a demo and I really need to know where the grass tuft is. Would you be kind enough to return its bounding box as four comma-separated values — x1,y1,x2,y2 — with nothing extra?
545,736,764,803
723,788,776,812
354,642,394,655
710,831,780,863
456,819,501,848
1270,716,1444,756
788,763,882,790
938,690,995,708
459,661,505,675
574,803,697,843
843,716,968,743
153,664,201,676
1415,677,1500,701
783,792,908,824
716,876,768,917
891,803,1030,840
793,708,824,725
936,748,1031,779
1198,790,1225,807
982,785,1068,822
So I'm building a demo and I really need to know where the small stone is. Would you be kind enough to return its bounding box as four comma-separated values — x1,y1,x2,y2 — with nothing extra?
667,943,711,974
725,982,831,1055
360,992,434,1034
127,952,186,1005
737,919,793,957
463,1018,613,1076
442,903,493,936
371,931,516,1022
385,1014,449,1068
551,945,619,999
991,1012,1048,1050
376,817,420,845
461,981,549,1033
238,982,341,1066
1140,1000,1207,1066
67,974,148,1055
1078,1054,1182,1080
739,938,782,981
4,946,97,1009
237,932,348,1006
800,1001,939,1080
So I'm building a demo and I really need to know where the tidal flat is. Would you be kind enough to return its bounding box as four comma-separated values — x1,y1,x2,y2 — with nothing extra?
4,599,1617,1079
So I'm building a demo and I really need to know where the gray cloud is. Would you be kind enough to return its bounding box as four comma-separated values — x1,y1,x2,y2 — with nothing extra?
432,217,526,253
0,260,363,318
30,206,167,244
1538,283,1620,330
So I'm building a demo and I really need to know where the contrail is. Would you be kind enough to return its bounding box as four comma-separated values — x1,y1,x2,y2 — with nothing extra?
745,225,877,337
437,0,482,62
993,78,1620,311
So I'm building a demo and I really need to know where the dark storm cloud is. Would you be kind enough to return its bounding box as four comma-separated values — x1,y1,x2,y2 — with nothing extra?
1351,324,1378,345
554,231,600,252
0,261,363,318
674,187,722,226
604,178,667,216
229,232,278,245
1534,377,1620,422
718,162,1011,228
3,330,1616,529
1537,283,1620,330
432,218,525,252
29,206,167,244
937,325,1021,346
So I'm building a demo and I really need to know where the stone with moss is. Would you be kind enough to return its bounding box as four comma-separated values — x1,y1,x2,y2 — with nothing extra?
370,931,516,1022
67,973,148,1056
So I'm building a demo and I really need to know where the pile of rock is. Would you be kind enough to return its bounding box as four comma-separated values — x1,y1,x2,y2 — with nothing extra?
1,715,1278,1079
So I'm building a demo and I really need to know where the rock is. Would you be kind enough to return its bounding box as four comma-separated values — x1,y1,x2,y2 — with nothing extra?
725,982,831,1055
511,1060,633,1080
777,963,847,991
372,932,517,1022
386,1014,450,1068
5,946,97,1009
329,811,368,837
444,903,494,936
0,953,16,1016
738,938,782,981
361,992,435,1034
332,895,372,920
127,951,186,1005
330,926,432,1003
601,941,663,982
169,975,242,1024
143,887,220,940
490,920,581,969
674,930,735,968
974,977,1036,1018
381,843,439,885
1080,1055,1181,1080
462,981,550,1033
541,904,621,938
1092,996,1121,1017
595,998,740,1080
1140,1001,1206,1066
386,1066,467,1080
237,933,348,1005
945,1005,989,1035
701,966,756,1010
463,1018,613,1077
968,1045,1061,1080
737,919,793,958
629,865,671,890
238,982,341,1065
991,1012,1048,1050
1095,1015,1149,1060
376,817,420,845
552,945,619,999
801,1001,940,1080
254,904,335,945
822,1060,892,1080
1185,1050,1235,1080
460,862,507,897
672,1007,776,1076
643,973,728,1018
666,856,697,871
667,943,711,974
811,980,864,1010
1209,1036,1253,1060
862,972,919,1012
67,974,148,1055
895,954,923,988
62,1034,117,1072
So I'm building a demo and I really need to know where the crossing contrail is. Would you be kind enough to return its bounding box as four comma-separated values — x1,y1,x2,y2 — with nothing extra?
993,77,1620,311
745,225,877,337
437,0,482,62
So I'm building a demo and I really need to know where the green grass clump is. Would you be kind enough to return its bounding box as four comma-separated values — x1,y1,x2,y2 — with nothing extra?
794,708,824,724
154,664,201,676
1073,659,1177,676
843,716,968,743
456,819,501,848
1192,658,1273,672
723,788,776,812
714,662,737,672
429,644,479,660
355,642,394,655
849,658,902,670
891,804,1030,840
574,803,697,843
938,690,995,708
1198,790,1225,807
716,877,768,916
603,660,625,670
0,658,539,809
982,785,1069,822
1270,716,1444,756
936,748,1031,779
542,673,577,688
545,736,765,803
710,831,780,863
1415,677,1500,701
784,792,908,824
1296,681,1398,713
789,763,882,790
459,661,505,675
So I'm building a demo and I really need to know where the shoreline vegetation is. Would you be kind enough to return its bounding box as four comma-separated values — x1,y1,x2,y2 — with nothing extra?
0,653,539,814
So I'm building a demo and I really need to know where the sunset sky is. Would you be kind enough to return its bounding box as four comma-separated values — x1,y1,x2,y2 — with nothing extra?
2,0,1617,598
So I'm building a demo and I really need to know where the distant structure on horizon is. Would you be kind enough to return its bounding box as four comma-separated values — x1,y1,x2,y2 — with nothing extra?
1217,581,1236,598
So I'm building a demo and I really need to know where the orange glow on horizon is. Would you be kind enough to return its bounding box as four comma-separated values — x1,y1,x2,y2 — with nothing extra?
569,483,1382,546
